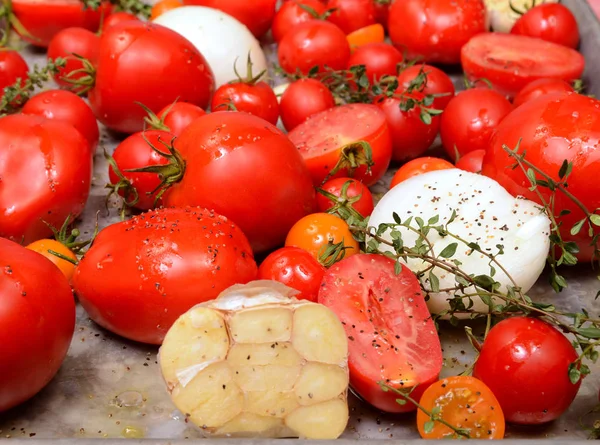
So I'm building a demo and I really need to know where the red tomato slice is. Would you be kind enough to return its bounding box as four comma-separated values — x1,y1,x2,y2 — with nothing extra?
288,103,392,186
461,33,585,98
318,254,443,413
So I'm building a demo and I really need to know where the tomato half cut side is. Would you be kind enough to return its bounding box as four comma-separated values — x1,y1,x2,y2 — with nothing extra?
461,33,585,98
318,254,443,413
288,103,393,186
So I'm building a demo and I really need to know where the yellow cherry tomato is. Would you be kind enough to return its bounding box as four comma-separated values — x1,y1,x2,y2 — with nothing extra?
150,0,183,20
26,239,77,281
347,24,385,51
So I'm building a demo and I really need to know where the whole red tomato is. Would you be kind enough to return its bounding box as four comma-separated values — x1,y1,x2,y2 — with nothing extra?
397,64,455,110
513,78,575,108
88,21,214,134
278,20,351,75
280,78,336,131
455,149,485,174
317,177,375,217
162,112,316,254
47,27,100,92
511,3,579,49
272,0,327,43
182,0,277,38
440,88,512,159
374,0,389,26
154,102,206,137
107,130,174,210
0,238,75,413
0,114,92,244
347,42,403,83
388,0,487,64
0,50,28,95
101,11,140,32
482,93,600,262
258,247,325,303
22,89,100,152
73,207,257,344
326,0,376,34
473,317,580,424
10,0,111,47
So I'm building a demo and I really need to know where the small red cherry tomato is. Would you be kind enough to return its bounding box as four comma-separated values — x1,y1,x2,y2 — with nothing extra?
326,0,376,35
317,177,375,217
155,102,206,137
102,12,140,32
397,64,455,110
272,0,327,43
280,78,336,131
511,3,579,49
347,42,403,83
0,50,28,97
455,149,485,174
513,78,575,108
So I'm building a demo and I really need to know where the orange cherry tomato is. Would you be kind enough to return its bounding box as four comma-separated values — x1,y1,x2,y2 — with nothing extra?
285,213,359,263
347,23,385,51
150,0,182,20
390,157,454,188
26,239,78,281
417,376,505,440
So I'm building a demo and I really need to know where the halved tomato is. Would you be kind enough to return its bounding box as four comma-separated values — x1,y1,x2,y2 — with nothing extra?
461,33,585,98
288,103,393,186
318,254,443,413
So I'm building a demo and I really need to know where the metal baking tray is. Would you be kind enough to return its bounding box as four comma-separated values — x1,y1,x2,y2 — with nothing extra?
2,0,600,442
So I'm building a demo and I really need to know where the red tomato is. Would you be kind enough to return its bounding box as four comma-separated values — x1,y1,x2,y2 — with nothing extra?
278,20,351,75
513,78,575,108
288,103,392,186
397,64,455,110
280,78,336,131
511,3,579,49
156,102,206,137
47,27,100,92
461,33,585,98
390,157,454,188
163,112,316,254
108,130,174,210
258,247,325,303
377,92,441,162
374,1,389,27
0,114,92,244
211,80,279,126
182,0,277,38
10,0,111,47
101,12,140,32
347,42,403,83
0,238,75,413
317,177,374,217
440,88,512,160
72,207,257,344
326,0,376,34
388,0,486,65
473,317,580,424
22,89,100,152
482,93,600,262
88,22,215,134
272,0,327,43
0,50,28,96
455,149,485,174
318,254,443,413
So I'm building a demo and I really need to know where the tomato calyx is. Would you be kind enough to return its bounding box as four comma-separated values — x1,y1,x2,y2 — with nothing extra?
138,100,173,133
61,54,96,96
317,180,367,221
323,140,374,184
42,214,99,265
509,0,543,16
232,52,267,86
463,76,493,90
104,148,141,219
318,239,354,267
298,3,337,20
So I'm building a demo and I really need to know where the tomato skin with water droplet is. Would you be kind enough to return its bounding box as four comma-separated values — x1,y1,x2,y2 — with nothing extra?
318,254,443,413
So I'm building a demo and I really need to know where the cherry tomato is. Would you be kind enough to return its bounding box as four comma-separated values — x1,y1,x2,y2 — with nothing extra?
288,103,393,186
0,50,28,96
285,213,359,262
0,238,75,413
318,253,443,413
455,149,485,174
280,78,336,131
72,207,257,344
164,112,317,254
278,20,351,75
347,24,385,51
317,177,374,217
390,157,454,188
461,33,585,98
417,376,505,439
388,0,487,65
326,0,376,34
101,12,140,32
347,42,403,83
397,64,455,110
513,78,575,108
26,239,78,281
272,0,327,43
473,317,580,424
108,130,174,211
151,0,182,20
156,102,206,137
482,93,600,262
440,88,512,160
89,21,215,134
47,27,100,93
511,3,579,49
0,114,92,244
258,247,325,302
22,89,100,152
